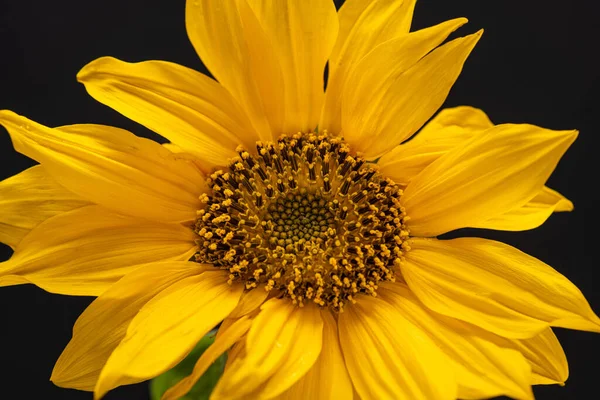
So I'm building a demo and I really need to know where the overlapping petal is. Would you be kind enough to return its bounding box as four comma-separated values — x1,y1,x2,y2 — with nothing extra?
185,0,283,140
402,123,577,236
380,283,534,400
275,310,353,400
0,111,206,222
0,205,197,295
378,106,493,185
338,295,456,400
403,238,600,339
212,299,323,400
247,0,338,133
341,29,481,159
51,261,206,390
474,186,574,231
381,106,574,230
227,288,269,319
322,0,417,132
77,57,259,170
162,316,253,400
95,270,243,399
514,328,569,386
0,165,89,249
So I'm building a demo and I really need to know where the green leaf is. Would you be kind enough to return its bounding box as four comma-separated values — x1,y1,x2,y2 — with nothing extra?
149,331,227,400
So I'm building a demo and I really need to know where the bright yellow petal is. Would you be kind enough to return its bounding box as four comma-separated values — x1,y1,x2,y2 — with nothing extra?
322,0,416,132
247,0,338,133
0,111,206,223
513,328,569,386
212,299,323,400
77,57,259,171
380,283,534,400
379,107,573,230
341,28,480,159
402,124,578,236
378,106,493,185
275,310,353,400
0,205,197,296
0,165,89,249
186,0,284,140
227,288,269,319
403,238,600,339
51,261,206,391
474,186,574,231
338,295,456,400
162,316,252,400
95,270,243,399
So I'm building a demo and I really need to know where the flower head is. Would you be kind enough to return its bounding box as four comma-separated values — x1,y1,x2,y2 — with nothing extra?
0,0,597,399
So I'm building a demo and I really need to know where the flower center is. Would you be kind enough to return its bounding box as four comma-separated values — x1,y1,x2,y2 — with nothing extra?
194,133,410,312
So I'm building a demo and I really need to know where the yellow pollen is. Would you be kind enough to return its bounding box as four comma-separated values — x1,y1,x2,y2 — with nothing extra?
193,133,409,312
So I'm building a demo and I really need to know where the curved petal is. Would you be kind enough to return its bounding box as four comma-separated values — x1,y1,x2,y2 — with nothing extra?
95,270,243,399
378,106,493,185
402,124,578,236
186,0,283,140
51,261,206,391
380,283,534,400
227,288,269,319
0,111,206,222
162,316,252,400
247,0,338,133
473,186,574,231
341,29,481,159
0,205,197,296
0,165,89,249
212,299,323,400
322,0,416,132
403,238,600,339
275,310,353,400
338,295,456,400
513,328,569,386
77,57,259,170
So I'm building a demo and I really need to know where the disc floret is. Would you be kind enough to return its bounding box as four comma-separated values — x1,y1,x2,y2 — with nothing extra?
194,133,410,312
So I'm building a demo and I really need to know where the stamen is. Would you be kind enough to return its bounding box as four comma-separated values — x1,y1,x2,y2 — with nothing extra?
194,132,409,312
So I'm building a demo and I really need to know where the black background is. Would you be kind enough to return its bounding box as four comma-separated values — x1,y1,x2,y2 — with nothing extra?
0,0,598,399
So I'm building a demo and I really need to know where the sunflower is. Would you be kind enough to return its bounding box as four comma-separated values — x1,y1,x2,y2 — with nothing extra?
0,0,598,399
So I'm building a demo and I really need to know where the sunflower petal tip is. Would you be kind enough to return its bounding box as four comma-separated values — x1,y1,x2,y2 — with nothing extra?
77,56,116,82
0,109,19,122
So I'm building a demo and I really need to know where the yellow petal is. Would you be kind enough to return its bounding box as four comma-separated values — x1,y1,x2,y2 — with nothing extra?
247,0,338,133
378,106,493,185
78,57,258,170
474,186,574,231
162,316,252,400
513,328,569,386
0,165,89,249
275,310,353,400
51,261,206,391
403,238,600,339
95,270,243,399
380,283,534,400
0,205,197,296
338,295,456,400
402,124,578,236
227,288,269,319
212,299,323,400
0,111,206,222
342,28,480,159
322,0,416,132
186,0,283,140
